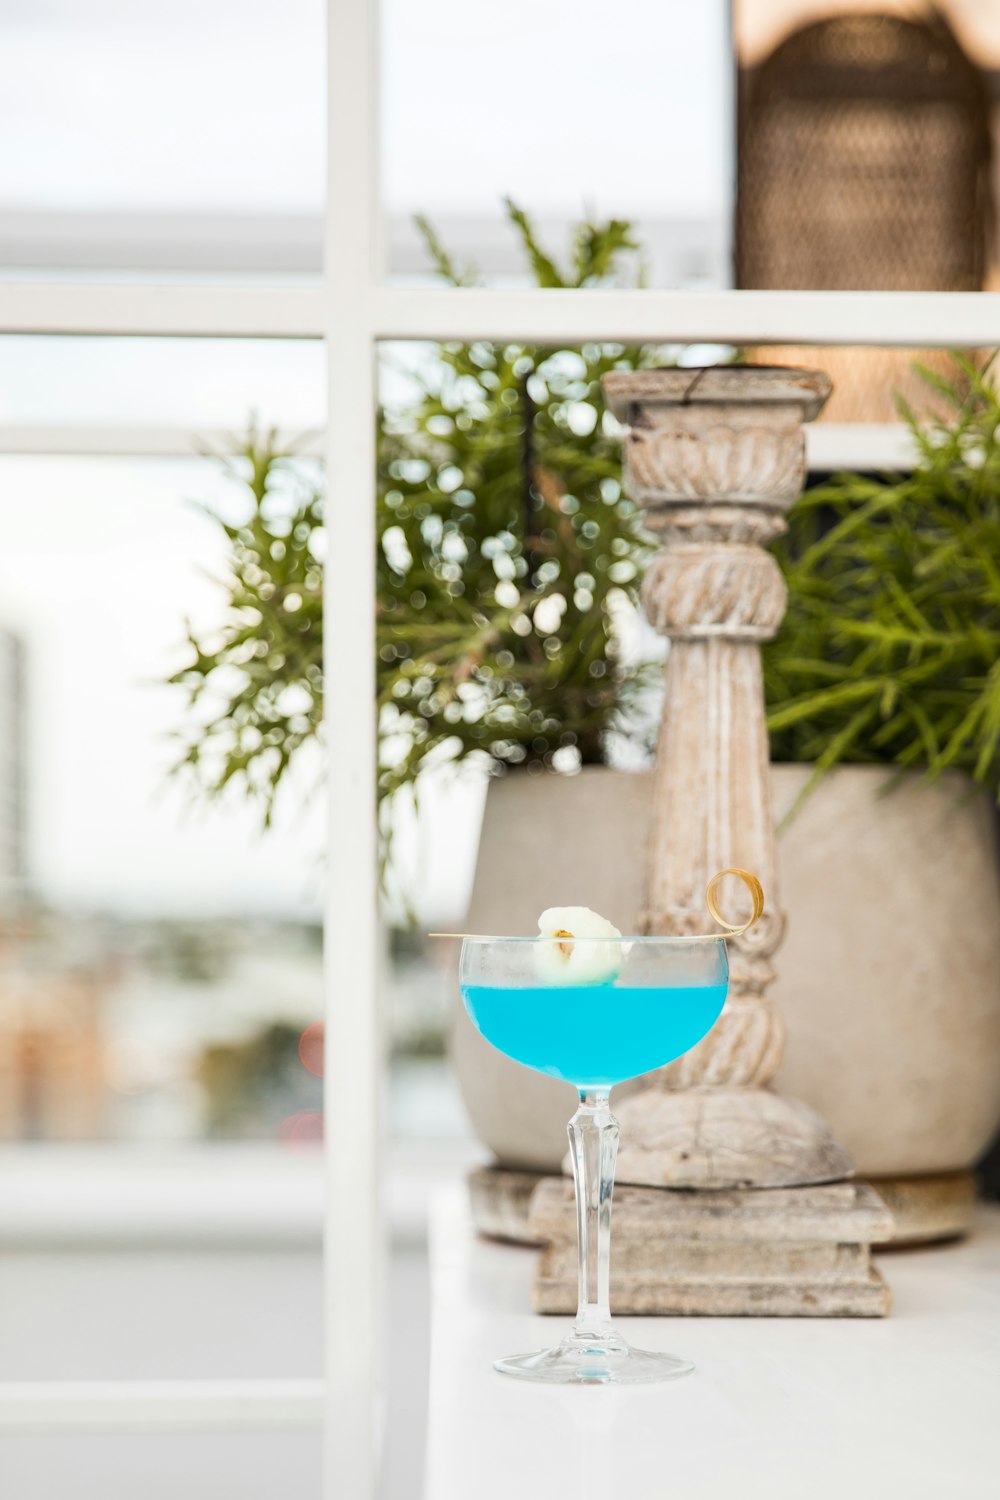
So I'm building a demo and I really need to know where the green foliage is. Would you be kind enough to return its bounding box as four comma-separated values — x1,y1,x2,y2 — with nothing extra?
169,431,324,826
169,203,667,830
377,200,667,807
764,354,1000,803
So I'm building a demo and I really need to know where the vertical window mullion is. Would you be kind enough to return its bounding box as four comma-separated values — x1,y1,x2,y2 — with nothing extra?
324,2,382,1498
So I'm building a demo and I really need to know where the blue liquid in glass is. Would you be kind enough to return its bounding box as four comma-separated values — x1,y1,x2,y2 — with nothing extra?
461,981,727,1090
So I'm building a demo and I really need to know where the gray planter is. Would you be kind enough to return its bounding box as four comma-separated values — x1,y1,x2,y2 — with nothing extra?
453,764,1000,1180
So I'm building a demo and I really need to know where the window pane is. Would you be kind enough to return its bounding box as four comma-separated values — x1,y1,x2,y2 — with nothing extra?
0,1,324,213
0,338,325,431
0,456,324,1143
0,0,734,285
382,0,734,288
0,445,474,1148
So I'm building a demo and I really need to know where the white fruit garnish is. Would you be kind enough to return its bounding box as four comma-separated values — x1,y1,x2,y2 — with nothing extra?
535,905,623,985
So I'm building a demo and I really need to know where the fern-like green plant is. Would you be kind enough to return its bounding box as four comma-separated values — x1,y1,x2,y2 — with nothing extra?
169,431,324,826
765,354,1000,803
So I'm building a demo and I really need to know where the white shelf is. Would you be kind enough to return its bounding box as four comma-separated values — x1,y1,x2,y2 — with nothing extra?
425,1188,1000,1500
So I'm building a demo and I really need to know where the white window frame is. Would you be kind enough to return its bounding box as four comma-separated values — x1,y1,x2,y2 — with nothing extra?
2,1,1000,1493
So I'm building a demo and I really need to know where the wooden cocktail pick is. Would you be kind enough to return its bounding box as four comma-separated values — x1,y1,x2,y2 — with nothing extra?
430,868,765,942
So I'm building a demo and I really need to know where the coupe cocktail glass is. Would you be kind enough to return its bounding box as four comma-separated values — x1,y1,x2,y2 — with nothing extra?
460,930,730,1385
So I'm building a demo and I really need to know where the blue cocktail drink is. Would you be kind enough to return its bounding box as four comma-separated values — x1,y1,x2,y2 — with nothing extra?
462,978,727,1089
453,870,764,1388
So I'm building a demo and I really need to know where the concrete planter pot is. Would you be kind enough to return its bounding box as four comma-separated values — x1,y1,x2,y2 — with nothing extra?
453,764,1000,1186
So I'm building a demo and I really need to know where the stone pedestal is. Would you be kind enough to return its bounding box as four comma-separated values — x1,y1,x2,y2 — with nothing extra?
529,1177,893,1317
467,1158,972,1253
611,1085,852,1191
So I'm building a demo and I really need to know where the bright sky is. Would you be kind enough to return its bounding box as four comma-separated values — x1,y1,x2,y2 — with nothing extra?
0,0,730,222
381,0,731,221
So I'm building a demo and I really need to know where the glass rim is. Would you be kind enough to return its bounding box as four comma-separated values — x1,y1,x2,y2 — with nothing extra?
457,932,731,946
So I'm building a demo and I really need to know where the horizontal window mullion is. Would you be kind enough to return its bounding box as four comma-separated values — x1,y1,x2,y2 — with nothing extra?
372,286,1000,349
0,283,326,339
0,284,995,349
0,423,323,459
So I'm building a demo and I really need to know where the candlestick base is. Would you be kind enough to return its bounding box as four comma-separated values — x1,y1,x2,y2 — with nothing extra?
530,1177,893,1318
611,1084,855,1190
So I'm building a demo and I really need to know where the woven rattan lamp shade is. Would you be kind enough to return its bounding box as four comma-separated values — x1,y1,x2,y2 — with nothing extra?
738,12,992,422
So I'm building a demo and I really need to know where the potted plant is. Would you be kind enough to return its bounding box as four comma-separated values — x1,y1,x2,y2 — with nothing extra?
455,357,1000,1210
168,218,1000,1212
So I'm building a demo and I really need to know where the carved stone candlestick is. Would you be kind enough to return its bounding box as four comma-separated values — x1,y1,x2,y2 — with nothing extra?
602,367,852,1190
528,366,891,1317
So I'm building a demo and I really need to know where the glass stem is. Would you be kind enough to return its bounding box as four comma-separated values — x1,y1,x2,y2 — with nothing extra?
567,1089,619,1340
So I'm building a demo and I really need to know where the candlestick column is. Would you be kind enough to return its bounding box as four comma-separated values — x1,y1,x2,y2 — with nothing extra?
603,366,853,1188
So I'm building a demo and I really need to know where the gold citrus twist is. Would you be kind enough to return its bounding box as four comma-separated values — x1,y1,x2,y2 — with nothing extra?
706,867,765,937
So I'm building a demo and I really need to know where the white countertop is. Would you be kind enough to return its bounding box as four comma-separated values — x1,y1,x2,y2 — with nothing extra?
425,1188,1000,1500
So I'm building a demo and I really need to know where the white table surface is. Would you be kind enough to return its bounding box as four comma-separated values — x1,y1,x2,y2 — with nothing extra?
425,1187,1000,1500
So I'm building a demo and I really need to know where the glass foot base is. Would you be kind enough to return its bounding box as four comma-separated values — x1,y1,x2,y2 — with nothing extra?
494,1331,693,1386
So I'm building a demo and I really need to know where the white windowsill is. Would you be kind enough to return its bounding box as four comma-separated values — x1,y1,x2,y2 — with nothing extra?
0,1140,483,1248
